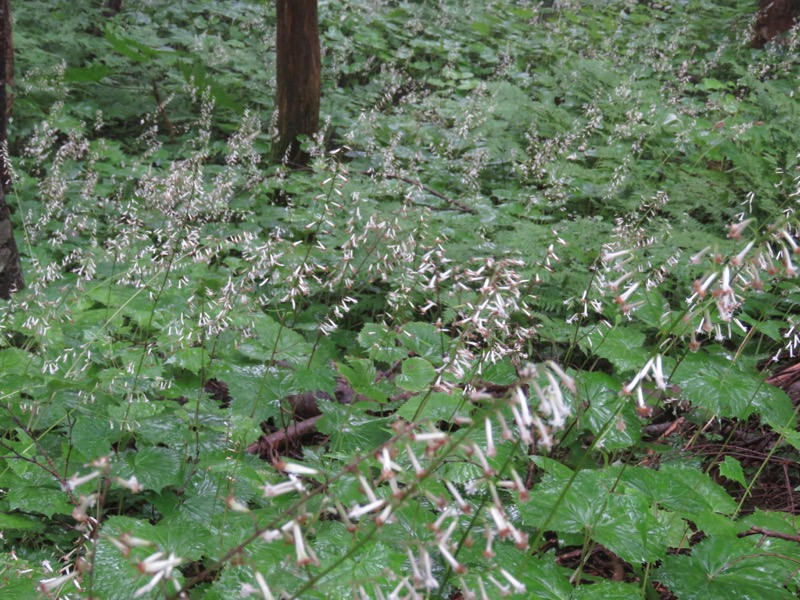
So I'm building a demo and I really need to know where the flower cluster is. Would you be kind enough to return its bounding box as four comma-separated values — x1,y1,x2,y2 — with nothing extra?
235,362,573,598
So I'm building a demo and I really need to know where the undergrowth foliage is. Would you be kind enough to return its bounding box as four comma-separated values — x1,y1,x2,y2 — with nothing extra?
2,0,800,599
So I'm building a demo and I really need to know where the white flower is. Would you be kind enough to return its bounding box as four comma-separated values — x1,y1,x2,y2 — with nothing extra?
134,551,182,598
348,499,386,520
500,568,526,594
276,461,319,476
65,470,100,491
39,570,79,593
263,474,305,498
116,476,143,493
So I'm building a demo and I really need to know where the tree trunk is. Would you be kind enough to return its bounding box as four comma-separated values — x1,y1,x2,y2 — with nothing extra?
0,0,22,299
0,0,11,189
104,0,123,17
0,187,23,299
273,0,321,166
751,0,800,48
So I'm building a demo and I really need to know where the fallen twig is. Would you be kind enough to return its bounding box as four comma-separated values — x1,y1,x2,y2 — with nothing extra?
737,526,800,544
247,415,322,458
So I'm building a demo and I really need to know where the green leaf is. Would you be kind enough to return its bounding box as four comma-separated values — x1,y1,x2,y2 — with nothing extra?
753,384,796,429
520,470,667,563
63,64,114,83
0,578,42,599
396,391,463,422
0,347,31,371
150,515,216,556
579,372,641,450
775,426,800,455
165,346,209,374
582,326,646,373
481,546,573,599
124,447,184,493
531,455,575,480
740,510,800,541
358,323,407,363
337,358,390,402
471,21,492,36
480,359,519,385
717,456,746,486
0,512,46,532
572,581,643,599
135,413,193,447
659,465,737,516
315,522,398,582
395,357,436,392
239,315,312,366
656,535,797,600
104,26,170,64
594,492,668,563
398,322,447,366
70,416,118,460
223,365,288,423
92,518,153,600
620,466,722,517
318,403,391,454
699,77,730,91
738,313,786,342
672,348,795,426
6,486,72,518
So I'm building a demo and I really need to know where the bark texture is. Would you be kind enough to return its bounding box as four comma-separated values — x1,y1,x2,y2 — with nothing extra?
0,186,23,299
273,0,321,166
751,0,800,48
0,0,11,188
104,0,123,16
0,0,21,298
